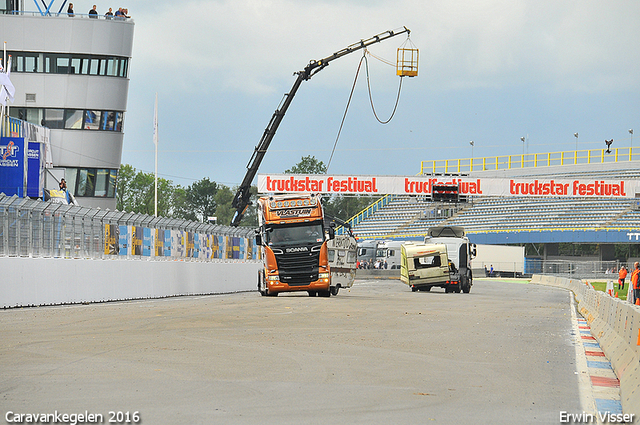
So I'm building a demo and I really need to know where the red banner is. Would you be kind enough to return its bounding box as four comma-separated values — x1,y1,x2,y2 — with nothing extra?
257,174,640,199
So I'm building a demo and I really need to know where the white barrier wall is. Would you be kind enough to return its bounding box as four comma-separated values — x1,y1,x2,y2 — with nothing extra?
1,257,262,308
531,274,640,417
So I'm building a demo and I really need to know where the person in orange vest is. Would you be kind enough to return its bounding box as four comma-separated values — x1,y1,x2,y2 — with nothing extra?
631,262,640,304
618,266,628,290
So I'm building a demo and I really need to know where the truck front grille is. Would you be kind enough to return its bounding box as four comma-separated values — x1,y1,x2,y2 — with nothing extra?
275,250,320,285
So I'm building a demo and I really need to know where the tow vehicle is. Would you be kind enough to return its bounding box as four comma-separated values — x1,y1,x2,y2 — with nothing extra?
400,226,476,293
255,193,333,296
423,226,476,293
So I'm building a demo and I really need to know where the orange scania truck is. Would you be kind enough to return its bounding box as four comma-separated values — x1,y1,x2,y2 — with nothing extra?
255,193,334,297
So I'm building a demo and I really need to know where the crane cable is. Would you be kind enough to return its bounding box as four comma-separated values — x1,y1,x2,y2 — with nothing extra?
327,49,404,171
326,53,366,172
364,52,403,125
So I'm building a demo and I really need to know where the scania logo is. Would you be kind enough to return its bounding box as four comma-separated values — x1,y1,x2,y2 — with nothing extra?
286,247,309,253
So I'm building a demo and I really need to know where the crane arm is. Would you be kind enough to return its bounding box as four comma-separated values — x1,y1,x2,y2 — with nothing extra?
231,26,410,226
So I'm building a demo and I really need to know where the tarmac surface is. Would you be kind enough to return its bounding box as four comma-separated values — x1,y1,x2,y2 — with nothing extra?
1,278,586,424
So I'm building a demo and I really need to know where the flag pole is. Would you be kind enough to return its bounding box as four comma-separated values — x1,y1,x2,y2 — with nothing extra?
154,93,158,217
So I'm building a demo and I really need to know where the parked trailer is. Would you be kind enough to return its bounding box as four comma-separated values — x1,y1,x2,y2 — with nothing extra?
357,240,379,267
474,244,525,277
375,240,404,269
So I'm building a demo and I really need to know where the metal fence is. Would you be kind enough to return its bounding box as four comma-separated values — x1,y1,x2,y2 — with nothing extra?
525,258,632,281
0,194,258,261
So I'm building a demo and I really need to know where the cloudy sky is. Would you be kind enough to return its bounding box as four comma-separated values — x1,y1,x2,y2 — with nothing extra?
118,0,640,188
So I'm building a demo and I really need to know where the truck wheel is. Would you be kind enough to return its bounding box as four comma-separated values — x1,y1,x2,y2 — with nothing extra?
330,286,340,296
463,271,472,293
258,271,267,296
411,286,418,292
308,291,317,297
319,290,331,297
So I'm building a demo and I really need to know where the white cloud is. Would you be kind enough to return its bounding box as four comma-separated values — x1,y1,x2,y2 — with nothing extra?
128,0,640,97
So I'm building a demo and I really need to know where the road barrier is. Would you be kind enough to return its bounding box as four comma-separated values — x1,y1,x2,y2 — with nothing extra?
0,194,263,307
1,256,261,308
531,274,640,417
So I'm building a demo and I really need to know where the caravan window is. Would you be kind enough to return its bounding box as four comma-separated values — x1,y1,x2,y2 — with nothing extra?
327,249,335,262
414,254,441,269
347,251,356,263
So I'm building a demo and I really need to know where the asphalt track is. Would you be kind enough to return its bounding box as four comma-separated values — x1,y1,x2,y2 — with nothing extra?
1,278,586,424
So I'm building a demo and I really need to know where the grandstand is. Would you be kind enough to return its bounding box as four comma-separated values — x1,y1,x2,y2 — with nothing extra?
347,147,640,253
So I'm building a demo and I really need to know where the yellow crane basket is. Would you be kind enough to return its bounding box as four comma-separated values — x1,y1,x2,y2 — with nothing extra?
396,38,418,77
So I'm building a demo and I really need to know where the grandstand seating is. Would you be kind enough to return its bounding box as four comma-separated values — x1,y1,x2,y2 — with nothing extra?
349,154,640,240
351,196,639,239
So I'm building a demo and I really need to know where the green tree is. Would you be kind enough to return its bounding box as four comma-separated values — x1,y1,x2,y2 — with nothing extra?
284,155,327,174
116,164,136,211
185,177,218,222
116,164,175,216
282,155,378,222
171,186,195,221
211,185,235,226
324,194,380,222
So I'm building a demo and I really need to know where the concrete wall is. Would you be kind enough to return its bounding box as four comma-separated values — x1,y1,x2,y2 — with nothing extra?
1,257,261,308
355,269,400,279
531,274,640,417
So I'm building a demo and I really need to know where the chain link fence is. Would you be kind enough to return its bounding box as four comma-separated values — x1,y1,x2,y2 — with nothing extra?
525,258,631,281
0,194,259,261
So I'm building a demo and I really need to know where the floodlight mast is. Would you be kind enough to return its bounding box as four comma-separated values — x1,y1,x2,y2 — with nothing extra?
230,27,411,226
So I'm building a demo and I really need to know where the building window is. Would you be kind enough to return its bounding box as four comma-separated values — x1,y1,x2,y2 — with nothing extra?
107,170,117,197
9,108,124,132
42,109,64,129
66,167,118,198
9,51,129,78
64,110,83,129
76,168,96,197
84,110,102,130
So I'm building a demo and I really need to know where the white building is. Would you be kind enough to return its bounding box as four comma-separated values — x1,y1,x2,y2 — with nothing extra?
0,1,134,209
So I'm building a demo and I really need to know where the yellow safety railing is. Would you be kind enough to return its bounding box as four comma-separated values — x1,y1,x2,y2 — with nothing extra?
420,147,639,175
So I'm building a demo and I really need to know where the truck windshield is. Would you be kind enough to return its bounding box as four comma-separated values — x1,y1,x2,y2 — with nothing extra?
267,223,324,246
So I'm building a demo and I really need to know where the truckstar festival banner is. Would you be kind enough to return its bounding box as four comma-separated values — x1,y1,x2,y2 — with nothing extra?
257,174,640,199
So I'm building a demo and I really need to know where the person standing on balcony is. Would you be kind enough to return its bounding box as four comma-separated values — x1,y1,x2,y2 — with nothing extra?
67,3,74,16
88,5,98,18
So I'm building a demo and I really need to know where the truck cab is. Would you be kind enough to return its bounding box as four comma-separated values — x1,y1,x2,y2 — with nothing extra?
255,194,333,297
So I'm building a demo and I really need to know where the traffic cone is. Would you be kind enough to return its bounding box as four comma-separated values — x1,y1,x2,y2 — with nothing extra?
636,298,640,306
615,292,619,298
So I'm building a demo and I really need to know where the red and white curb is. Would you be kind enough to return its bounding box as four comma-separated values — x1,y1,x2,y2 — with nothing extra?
571,295,627,423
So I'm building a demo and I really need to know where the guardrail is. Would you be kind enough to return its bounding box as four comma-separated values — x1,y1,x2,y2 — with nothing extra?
336,194,391,235
420,147,639,175
532,274,640,417
4,10,134,21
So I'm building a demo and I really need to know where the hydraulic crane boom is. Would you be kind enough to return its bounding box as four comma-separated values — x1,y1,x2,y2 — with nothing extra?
230,26,411,226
